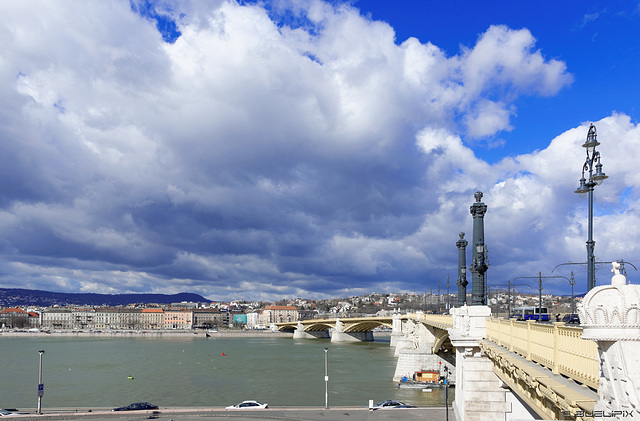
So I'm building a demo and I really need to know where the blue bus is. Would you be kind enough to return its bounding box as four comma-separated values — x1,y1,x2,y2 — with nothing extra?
511,306,549,322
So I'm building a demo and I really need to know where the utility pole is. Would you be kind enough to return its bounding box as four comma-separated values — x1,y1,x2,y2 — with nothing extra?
437,280,441,313
446,274,450,311
430,287,433,312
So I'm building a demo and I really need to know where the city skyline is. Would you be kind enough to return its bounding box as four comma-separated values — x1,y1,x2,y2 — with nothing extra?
0,1,639,301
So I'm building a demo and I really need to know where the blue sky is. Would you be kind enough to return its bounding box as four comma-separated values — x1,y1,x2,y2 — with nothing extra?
353,0,640,162
1,0,639,301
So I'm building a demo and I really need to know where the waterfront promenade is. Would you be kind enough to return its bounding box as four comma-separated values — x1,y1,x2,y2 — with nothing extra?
4,406,449,421
0,329,291,338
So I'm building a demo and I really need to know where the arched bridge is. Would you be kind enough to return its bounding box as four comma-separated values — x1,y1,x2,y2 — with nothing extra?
276,310,605,420
275,313,453,353
276,315,393,334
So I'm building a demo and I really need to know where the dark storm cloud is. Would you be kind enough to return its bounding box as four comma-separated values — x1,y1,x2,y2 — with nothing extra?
2,0,637,301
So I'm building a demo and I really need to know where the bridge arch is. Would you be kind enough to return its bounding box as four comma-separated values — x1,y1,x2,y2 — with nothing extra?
342,320,392,333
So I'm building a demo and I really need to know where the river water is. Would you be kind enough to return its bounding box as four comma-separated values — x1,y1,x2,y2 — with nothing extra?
0,334,453,409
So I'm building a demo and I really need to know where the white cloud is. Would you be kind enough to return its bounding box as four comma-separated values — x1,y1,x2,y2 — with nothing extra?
461,25,572,97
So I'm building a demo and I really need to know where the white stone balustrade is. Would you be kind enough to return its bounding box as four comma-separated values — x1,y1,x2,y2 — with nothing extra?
485,318,599,389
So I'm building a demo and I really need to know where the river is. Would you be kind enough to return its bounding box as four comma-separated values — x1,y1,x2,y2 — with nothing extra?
0,333,453,409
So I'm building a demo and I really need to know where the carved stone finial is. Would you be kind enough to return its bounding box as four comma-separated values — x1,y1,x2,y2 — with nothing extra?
474,191,483,203
612,261,621,275
459,232,465,240
611,262,627,286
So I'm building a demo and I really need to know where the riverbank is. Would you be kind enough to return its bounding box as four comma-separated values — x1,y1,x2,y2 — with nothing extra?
0,329,293,338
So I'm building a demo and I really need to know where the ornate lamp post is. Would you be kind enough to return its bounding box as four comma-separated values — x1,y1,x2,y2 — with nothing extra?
456,232,468,307
575,124,608,291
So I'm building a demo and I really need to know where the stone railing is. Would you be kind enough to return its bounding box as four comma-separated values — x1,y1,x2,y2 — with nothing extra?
412,313,454,328
486,318,599,389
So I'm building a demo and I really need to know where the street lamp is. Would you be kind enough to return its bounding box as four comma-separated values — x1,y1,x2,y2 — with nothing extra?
575,124,608,291
506,280,534,318
443,365,450,421
324,348,328,409
553,260,637,302
510,273,579,321
37,350,45,414
568,272,576,315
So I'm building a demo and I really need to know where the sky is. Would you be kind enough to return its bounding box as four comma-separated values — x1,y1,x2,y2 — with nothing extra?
1,0,639,302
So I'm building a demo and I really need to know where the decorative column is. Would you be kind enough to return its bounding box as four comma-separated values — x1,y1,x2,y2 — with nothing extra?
448,305,509,421
578,262,640,418
457,232,469,307
469,191,488,305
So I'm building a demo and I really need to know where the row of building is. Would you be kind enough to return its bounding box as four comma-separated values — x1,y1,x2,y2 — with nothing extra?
0,305,301,331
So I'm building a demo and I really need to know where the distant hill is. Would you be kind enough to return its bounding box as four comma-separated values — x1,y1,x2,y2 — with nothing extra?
0,288,210,307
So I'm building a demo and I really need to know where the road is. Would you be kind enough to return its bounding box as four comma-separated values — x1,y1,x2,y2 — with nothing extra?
4,406,451,421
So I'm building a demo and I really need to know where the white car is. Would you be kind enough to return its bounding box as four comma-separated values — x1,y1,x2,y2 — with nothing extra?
225,400,268,410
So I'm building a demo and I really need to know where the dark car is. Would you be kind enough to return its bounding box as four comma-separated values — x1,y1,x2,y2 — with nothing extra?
112,402,159,411
0,409,21,416
371,400,417,410
562,314,580,324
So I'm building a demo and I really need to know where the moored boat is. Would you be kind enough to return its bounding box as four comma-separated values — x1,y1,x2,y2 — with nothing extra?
397,369,453,388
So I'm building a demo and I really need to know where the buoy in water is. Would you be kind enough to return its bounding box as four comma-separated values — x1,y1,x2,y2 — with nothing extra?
221,353,226,356
127,376,134,380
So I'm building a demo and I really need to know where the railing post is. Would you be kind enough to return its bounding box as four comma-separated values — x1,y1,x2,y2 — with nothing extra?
552,322,562,374
526,320,534,361
508,319,514,352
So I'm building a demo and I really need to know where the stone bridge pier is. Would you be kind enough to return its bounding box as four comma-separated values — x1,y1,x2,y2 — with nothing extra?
392,312,455,382
330,318,373,342
292,322,330,339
